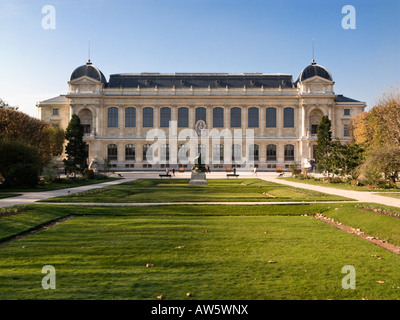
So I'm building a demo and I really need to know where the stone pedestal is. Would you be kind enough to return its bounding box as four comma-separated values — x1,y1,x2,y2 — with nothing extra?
189,172,208,185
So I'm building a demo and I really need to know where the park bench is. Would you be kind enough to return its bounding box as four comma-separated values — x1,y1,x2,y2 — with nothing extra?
226,173,239,178
225,167,232,173
159,173,171,178
178,167,184,173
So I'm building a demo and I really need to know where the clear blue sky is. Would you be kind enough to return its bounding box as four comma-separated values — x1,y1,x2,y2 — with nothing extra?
0,0,399,117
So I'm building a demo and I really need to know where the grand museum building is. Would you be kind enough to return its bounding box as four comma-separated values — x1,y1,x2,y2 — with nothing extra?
37,59,365,171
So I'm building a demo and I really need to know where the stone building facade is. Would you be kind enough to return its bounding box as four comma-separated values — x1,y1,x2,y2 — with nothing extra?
37,59,365,171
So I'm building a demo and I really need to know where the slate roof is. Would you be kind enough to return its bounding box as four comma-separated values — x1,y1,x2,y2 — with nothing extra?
39,95,68,104
70,61,107,84
107,73,294,89
334,94,361,103
296,60,333,83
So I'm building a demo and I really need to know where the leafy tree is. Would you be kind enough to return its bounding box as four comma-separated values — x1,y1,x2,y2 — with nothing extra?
63,115,88,176
0,140,41,187
0,108,64,165
0,98,18,110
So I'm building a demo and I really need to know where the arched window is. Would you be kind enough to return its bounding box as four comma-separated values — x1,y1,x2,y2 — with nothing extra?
178,107,189,128
143,144,153,161
213,107,224,128
160,107,171,128
107,144,117,160
248,107,259,128
143,107,153,128
230,107,241,128
108,107,118,127
125,144,135,161
213,144,224,162
195,107,207,124
125,107,136,127
284,144,295,161
232,144,242,162
266,144,277,161
266,107,277,128
249,144,259,161
178,144,189,163
283,107,294,128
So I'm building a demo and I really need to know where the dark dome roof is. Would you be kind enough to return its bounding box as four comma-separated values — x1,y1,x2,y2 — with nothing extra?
70,60,107,84
296,60,332,82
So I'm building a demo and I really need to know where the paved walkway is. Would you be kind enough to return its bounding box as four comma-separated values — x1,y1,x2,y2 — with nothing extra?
1,171,400,209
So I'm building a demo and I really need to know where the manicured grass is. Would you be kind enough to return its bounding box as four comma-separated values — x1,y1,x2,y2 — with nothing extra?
0,203,400,300
324,204,400,246
0,177,120,193
281,177,400,192
0,193,21,199
42,179,352,203
375,193,400,200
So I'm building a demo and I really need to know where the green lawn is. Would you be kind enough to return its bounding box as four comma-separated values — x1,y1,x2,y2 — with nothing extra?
1,203,400,300
41,179,352,203
0,193,21,199
0,177,119,193
281,177,400,192
375,193,400,200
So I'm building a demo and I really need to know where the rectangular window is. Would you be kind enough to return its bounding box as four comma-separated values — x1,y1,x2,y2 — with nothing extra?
344,124,350,137
53,108,59,116
344,109,350,116
83,124,91,134
311,124,318,135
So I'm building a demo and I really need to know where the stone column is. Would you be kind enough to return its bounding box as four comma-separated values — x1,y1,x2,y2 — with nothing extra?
277,105,283,137
260,105,265,137
136,105,142,137
119,105,124,137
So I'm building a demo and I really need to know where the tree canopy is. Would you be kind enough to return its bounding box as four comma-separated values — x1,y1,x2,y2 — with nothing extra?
0,108,64,165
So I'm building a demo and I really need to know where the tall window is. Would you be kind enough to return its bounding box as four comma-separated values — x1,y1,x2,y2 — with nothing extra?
160,107,171,128
161,144,170,162
178,107,189,128
195,107,207,123
213,144,224,162
197,144,206,163
213,107,224,128
125,107,136,127
248,107,259,128
230,107,241,128
107,144,117,160
108,107,118,127
266,144,277,161
344,124,350,137
284,144,295,161
143,107,153,128
283,107,294,128
249,144,259,161
125,144,135,161
232,144,242,162
266,107,277,128
344,109,350,116
143,144,153,162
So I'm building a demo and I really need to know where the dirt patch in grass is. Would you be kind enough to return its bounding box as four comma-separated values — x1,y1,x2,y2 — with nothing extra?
311,213,400,255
